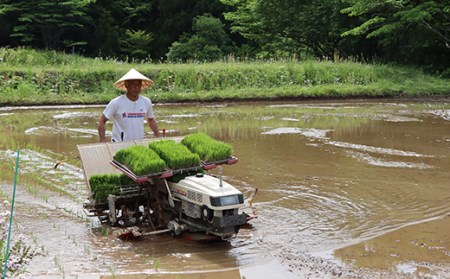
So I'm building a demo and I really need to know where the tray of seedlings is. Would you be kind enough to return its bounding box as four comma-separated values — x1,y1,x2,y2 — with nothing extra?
88,173,140,206
111,145,171,183
181,133,238,169
111,134,238,182
111,140,204,182
148,139,203,175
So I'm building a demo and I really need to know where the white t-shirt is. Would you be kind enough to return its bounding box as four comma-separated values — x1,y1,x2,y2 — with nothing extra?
103,95,155,142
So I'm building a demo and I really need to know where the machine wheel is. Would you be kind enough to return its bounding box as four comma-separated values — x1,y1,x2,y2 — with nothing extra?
168,220,185,237
201,205,214,222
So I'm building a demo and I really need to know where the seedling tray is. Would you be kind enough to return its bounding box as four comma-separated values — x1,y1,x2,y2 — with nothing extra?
201,156,239,169
111,156,238,183
110,160,173,183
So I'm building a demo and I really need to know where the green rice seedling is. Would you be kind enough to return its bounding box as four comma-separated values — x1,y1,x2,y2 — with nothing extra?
148,140,200,170
114,145,166,175
108,265,116,277
181,133,233,162
119,173,135,186
145,252,162,272
154,257,161,271
89,174,121,202
25,183,38,196
84,244,90,255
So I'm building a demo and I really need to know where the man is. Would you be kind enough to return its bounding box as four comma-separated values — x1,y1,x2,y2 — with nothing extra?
98,68,161,142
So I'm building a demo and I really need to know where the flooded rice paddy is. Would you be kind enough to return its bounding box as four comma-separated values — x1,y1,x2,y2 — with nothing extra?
0,100,449,278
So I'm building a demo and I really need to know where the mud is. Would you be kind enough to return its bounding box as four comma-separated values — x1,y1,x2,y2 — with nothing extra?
0,100,449,278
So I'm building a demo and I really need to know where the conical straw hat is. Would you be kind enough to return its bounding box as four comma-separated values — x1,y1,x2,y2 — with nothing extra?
113,68,154,91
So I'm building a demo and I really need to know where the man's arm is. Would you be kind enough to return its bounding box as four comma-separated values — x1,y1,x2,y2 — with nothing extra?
147,118,160,137
98,114,109,142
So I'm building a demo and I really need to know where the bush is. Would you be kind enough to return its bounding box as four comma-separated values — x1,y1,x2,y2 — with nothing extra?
166,14,231,62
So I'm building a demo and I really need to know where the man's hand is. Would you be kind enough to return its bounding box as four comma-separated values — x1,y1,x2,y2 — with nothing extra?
98,114,108,142
147,118,160,137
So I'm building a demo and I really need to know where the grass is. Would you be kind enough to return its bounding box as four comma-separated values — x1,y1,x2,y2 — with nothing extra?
1,47,448,106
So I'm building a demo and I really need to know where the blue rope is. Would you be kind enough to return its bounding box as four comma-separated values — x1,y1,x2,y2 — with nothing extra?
3,148,20,279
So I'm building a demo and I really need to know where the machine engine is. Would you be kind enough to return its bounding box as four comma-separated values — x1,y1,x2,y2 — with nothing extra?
168,173,247,238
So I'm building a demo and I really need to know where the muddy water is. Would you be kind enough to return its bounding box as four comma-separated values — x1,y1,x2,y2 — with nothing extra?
0,100,449,278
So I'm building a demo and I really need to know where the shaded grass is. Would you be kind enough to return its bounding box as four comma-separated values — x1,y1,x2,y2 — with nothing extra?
1,47,449,106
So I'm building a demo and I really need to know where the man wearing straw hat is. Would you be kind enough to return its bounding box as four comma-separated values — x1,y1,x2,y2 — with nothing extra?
98,68,161,142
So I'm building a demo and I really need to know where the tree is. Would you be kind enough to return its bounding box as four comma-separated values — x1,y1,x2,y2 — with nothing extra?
81,0,125,57
149,0,231,60
341,0,450,69
121,29,154,60
221,0,352,60
80,0,156,59
0,0,237,61
166,14,232,62
342,0,449,48
0,0,93,50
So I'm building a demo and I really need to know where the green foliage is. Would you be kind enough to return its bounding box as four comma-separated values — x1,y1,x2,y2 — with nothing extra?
0,0,233,61
148,0,230,60
341,0,450,70
181,132,233,162
0,46,92,66
221,0,350,59
148,140,201,169
114,145,166,176
341,17,386,37
342,0,449,46
0,0,92,49
0,0,448,71
166,14,231,62
121,29,154,60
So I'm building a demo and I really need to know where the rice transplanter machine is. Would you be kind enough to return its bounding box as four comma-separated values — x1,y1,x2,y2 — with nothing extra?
78,136,254,239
